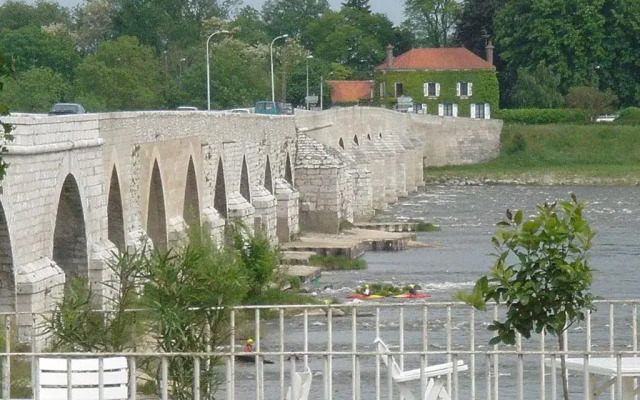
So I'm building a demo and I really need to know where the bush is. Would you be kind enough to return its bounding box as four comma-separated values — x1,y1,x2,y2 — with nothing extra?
494,108,588,124
565,86,619,121
616,107,640,124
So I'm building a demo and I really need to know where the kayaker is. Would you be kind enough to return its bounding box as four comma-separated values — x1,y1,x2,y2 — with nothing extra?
408,284,417,295
363,284,371,296
243,338,254,352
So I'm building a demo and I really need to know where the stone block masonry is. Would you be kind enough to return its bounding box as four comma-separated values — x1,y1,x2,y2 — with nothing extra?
0,108,501,346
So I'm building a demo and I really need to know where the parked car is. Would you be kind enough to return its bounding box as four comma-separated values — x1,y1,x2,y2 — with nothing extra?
48,103,86,115
176,106,199,111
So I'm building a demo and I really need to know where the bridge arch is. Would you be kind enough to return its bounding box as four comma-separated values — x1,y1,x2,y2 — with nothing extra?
214,157,227,218
264,156,273,194
108,167,125,251
183,157,200,228
147,160,167,252
53,173,88,278
240,156,251,203
0,201,15,312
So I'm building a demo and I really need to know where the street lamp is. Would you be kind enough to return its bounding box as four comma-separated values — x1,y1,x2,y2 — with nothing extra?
206,29,230,111
306,54,313,110
270,34,289,103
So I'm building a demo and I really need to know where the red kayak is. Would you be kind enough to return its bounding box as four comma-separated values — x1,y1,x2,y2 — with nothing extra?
392,293,430,299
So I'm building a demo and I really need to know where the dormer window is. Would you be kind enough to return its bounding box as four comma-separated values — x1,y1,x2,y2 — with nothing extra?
423,82,440,98
457,82,473,98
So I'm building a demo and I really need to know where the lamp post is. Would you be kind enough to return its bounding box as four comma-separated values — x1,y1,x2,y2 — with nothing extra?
270,34,289,103
206,29,229,111
306,54,313,110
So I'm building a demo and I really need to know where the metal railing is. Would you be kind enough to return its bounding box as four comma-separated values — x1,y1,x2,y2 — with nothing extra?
0,299,638,400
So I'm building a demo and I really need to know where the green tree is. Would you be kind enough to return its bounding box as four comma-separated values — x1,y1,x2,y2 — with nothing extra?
179,38,270,109
144,228,248,400
72,0,115,54
565,86,619,122
262,0,330,38
456,194,596,400
0,67,70,112
229,6,270,45
0,52,14,183
342,0,371,12
403,0,461,47
494,0,607,95
512,62,564,109
0,25,81,80
600,0,640,106
0,0,71,31
110,0,239,51
455,0,506,57
74,36,167,111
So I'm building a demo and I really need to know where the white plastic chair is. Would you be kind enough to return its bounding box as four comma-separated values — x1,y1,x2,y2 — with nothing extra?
35,356,129,400
285,356,312,400
374,337,467,400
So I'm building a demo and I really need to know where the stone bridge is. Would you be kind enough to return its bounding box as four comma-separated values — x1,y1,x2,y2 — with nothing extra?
0,107,501,340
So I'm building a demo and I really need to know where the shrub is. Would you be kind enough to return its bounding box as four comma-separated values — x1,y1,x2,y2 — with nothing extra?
494,108,588,124
616,107,640,124
565,86,619,121
309,255,367,270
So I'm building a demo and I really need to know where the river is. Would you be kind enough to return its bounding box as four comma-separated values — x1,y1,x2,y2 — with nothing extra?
240,185,640,400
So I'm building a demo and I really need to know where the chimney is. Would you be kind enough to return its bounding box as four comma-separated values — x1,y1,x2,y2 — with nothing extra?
386,43,394,69
485,40,495,65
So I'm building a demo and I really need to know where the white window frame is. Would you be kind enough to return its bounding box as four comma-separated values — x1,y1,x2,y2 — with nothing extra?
439,103,457,117
457,82,473,98
423,82,440,98
471,103,491,119
379,82,385,97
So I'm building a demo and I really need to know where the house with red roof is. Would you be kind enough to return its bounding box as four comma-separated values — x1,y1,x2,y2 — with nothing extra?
374,43,499,118
325,80,374,106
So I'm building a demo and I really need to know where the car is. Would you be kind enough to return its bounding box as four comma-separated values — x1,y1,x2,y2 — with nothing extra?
176,106,199,111
230,108,251,114
48,103,86,115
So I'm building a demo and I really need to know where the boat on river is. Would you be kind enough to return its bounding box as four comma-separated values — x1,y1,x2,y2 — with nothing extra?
345,293,386,300
392,293,430,299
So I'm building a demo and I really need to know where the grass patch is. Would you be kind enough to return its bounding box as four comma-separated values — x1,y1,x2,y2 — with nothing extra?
409,219,441,232
425,123,640,183
308,255,367,270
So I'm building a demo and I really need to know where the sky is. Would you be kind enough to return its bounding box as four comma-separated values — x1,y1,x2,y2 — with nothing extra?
9,0,405,26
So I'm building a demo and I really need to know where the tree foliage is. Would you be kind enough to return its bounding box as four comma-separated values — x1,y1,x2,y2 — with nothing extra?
403,0,461,47
456,194,596,400
74,36,167,111
0,0,71,31
0,67,70,112
565,86,619,121
0,25,81,80
0,52,14,183
511,62,564,109
262,0,330,38
494,0,607,96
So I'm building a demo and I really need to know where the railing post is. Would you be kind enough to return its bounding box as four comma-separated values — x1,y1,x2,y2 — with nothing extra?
2,314,10,400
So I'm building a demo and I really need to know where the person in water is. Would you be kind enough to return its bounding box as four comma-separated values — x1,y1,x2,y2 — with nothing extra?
243,338,254,352
408,284,417,295
363,284,371,296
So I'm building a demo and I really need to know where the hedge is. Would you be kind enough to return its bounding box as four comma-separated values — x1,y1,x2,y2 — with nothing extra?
494,108,588,124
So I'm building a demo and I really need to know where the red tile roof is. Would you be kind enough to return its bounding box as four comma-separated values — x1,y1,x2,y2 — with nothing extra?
326,80,373,103
377,48,495,70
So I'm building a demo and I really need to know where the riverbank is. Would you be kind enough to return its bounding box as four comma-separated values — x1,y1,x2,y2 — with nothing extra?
425,122,640,186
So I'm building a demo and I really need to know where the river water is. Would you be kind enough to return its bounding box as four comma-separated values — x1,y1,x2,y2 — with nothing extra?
237,185,640,400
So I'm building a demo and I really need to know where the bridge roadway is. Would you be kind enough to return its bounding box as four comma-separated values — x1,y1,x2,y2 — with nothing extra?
0,107,501,343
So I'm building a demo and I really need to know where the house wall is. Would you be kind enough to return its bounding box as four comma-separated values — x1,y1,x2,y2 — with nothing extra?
374,69,499,117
